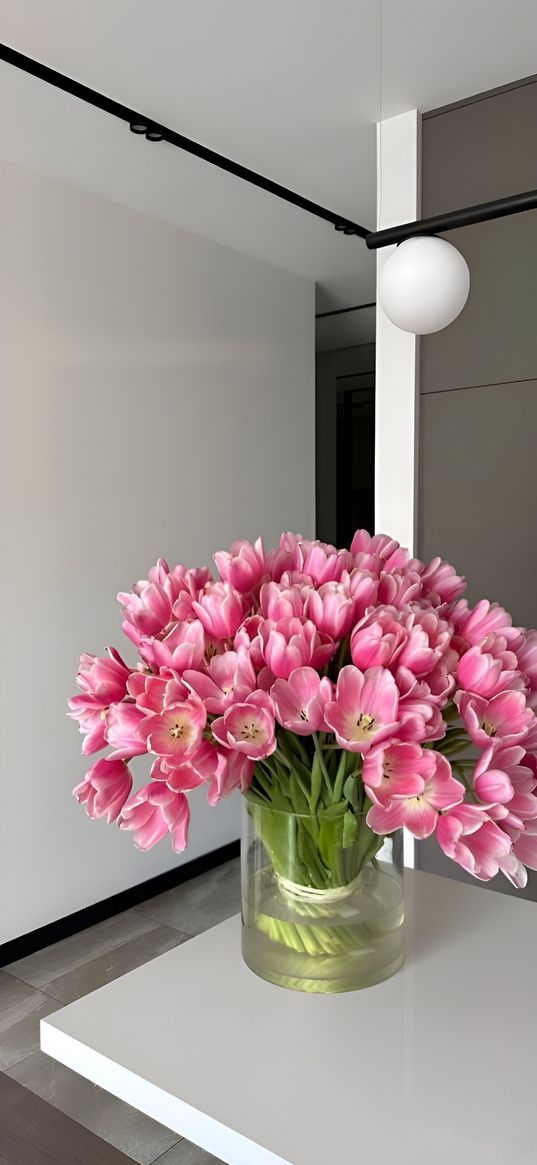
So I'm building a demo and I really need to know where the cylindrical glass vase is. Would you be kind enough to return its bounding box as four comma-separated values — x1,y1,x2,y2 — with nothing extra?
241,799,404,994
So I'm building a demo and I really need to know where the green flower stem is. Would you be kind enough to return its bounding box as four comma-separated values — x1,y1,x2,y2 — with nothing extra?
333,749,351,804
312,732,332,796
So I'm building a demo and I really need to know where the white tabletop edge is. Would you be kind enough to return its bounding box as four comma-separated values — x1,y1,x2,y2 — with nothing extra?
40,1018,291,1165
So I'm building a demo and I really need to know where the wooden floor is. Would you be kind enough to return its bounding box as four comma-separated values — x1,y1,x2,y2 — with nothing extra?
0,1072,133,1165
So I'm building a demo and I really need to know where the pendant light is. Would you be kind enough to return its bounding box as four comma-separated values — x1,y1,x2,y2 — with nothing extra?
378,236,470,335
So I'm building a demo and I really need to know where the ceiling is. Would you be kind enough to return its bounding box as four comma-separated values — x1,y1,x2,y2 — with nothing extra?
1,0,537,311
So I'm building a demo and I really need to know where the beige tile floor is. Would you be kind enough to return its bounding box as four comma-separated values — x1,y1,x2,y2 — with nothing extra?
1,857,241,1165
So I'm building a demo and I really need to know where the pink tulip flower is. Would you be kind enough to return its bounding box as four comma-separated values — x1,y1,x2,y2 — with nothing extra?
74,757,133,823
68,695,109,756
393,668,442,742
397,610,452,677
212,691,276,760
76,647,131,703
417,557,466,604
417,705,447,744
513,819,537,870
271,667,333,735
259,616,334,680
305,582,356,639
363,741,435,799
127,669,188,715
347,569,378,617
377,569,422,610
117,575,174,644
426,661,456,706
294,539,353,585
233,615,265,670
351,608,406,671
472,748,515,806
139,620,206,673
351,530,400,563
496,850,529,888
324,665,399,753
68,647,133,755
484,745,537,833
192,581,246,640
119,560,211,638
457,640,521,699
171,566,214,622
517,630,537,691
456,690,535,749
367,752,464,838
436,804,512,879
207,749,255,805
105,702,148,759
138,698,206,762
214,537,265,593
150,740,217,792
351,531,409,574
260,580,309,621
119,784,190,852
453,599,523,649
183,649,257,713
264,532,302,582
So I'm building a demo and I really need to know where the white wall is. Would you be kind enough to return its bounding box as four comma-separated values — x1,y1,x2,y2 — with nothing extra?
0,161,315,943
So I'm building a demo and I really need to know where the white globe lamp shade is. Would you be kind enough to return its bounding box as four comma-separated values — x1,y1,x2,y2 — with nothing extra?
378,235,470,335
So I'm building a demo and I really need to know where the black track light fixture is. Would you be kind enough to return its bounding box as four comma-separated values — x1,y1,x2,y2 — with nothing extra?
2,40,537,267
130,121,164,142
0,43,368,239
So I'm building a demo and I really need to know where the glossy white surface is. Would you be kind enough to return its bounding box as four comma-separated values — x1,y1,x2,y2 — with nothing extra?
42,870,537,1165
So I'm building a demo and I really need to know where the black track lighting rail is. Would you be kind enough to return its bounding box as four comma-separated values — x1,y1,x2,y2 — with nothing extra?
0,42,370,239
5,42,537,255
365,187,537,249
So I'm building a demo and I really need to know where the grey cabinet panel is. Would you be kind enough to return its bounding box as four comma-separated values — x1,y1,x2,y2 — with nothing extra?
420,211,537,393
418,379,537,628
423,81,537,216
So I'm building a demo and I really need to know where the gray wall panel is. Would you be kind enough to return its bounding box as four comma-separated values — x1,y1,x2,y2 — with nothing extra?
417,78,537,895
420,213,537,393
421,79,537,394
422,81,537,214
419,379,537,628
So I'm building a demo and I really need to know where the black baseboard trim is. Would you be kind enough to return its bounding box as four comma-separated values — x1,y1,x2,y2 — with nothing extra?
0,839,240,968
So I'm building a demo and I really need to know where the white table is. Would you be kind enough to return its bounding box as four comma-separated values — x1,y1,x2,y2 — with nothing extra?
41,870,536,1165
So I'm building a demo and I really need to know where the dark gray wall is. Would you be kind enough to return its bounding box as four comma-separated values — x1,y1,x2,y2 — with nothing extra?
417,79,537,895
419,79,537,622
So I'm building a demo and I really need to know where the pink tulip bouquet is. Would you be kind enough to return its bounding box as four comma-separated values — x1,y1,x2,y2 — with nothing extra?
70,529,537,892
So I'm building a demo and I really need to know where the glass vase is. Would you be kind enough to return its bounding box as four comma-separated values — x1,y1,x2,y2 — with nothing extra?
241,799,404,994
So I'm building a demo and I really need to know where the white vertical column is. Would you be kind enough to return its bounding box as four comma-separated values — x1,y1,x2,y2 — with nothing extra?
374,110,421,870
375,109,421,554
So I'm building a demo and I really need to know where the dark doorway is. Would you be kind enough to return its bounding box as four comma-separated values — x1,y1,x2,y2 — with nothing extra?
336,371,375,546
315,342,375,549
